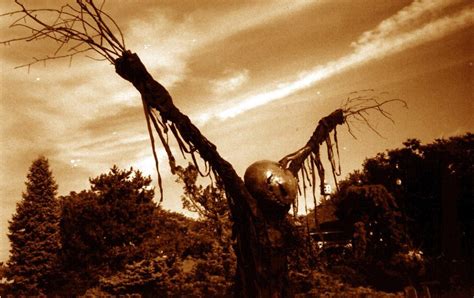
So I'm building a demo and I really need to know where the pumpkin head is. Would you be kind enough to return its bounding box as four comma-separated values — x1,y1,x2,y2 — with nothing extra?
244,160,297,213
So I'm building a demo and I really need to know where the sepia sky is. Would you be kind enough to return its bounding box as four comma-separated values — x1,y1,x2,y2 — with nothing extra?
0,0,472,261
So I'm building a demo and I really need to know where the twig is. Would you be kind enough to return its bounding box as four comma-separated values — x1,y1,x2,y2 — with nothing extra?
2,0,126,68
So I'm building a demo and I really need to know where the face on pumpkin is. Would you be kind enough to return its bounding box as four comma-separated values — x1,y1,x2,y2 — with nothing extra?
244,160,298,209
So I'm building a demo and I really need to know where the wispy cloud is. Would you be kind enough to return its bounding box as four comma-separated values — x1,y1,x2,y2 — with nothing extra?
210,69,250,95
352,0,464,47
126,0,314,87
212,1,473,121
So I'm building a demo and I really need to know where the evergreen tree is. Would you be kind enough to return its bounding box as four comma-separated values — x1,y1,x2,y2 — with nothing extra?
6,156,61,295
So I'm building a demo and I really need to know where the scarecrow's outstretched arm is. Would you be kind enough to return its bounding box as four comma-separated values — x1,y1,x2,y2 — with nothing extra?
279,109,344,175
279,93,406,196
115,51,258,218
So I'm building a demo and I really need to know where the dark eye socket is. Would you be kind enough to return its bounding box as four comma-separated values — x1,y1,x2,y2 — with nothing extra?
278,183,288,197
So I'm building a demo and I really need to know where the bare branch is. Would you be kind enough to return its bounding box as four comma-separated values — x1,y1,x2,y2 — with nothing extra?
14,49,91,70
342,90,408,138
2,0,126,68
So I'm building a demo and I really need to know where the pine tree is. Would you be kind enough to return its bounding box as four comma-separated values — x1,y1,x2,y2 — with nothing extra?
6,156,61,295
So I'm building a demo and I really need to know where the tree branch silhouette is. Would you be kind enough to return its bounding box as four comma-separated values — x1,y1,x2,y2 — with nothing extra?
2,0,126,70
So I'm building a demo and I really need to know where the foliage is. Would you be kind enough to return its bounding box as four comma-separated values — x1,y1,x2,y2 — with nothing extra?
335,185,404,261
99,256,182,297
99,253,235,297
97,209,235,297
180,246,235,296
8,137,469,295
44,163,236,296
290,270,403,297
59,166,159,292
175,163,230,243
331,133,473,291
175,163,236,294
0,262,5,279
54,168,237,298
5,156,61,295
140,209,195,261
3,155,447,296
353,134,473,258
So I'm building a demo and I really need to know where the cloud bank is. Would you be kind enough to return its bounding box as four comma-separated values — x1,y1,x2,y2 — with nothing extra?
212,0,473,121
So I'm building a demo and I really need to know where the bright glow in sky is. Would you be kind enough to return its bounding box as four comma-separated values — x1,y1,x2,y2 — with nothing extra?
0,0,472,262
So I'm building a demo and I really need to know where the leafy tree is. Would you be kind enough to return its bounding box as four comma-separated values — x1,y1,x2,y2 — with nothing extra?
335,185,404,261
99,256,183,297
97,208,235,297
6,156,61,295
65,167,228,296
332,134,473,291
135,207,219,264
356,134,473,258
99,243,235,297
333,185,413,291
60,166,159,292
58,163,236,296
175,164,230,244
175,164,235,289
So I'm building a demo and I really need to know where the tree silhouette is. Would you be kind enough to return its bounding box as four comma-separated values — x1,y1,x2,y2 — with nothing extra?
2,2,406,296
335,185,404,261
347,134,473,259
6,156,61,295
60,166,159,292
175,163,230,244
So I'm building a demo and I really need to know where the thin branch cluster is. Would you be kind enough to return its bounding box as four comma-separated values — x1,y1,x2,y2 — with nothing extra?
1,0,126,71
341,89,408,139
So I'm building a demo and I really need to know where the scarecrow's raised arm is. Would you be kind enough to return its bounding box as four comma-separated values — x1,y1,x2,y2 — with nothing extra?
0,0,258,219
113,51,261,221
279,94,406,198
